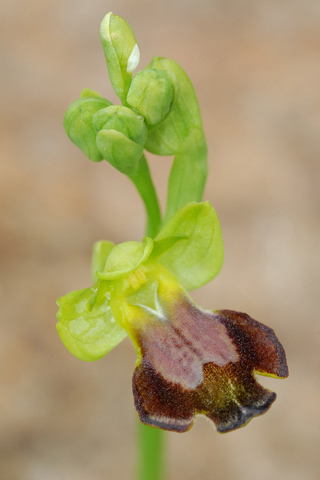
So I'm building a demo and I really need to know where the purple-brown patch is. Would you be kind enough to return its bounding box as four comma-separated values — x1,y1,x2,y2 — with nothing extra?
132,296,288,433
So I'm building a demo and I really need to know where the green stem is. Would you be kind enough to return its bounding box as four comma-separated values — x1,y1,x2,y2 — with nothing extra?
133,152,165,480
129,154,162,238
137,422,166,480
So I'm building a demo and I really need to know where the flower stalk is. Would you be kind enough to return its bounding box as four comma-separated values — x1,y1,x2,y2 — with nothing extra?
137,423,165,480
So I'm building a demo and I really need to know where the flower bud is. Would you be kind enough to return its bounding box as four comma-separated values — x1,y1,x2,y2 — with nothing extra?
63,92,112,162
100,12,140,103
127,68,174,125
144,57,202,155
93,106,148,174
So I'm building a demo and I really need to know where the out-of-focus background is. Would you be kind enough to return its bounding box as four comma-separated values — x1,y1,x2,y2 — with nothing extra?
1,0,319,479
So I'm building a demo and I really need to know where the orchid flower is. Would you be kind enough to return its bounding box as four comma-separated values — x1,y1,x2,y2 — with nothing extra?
56,202,288,433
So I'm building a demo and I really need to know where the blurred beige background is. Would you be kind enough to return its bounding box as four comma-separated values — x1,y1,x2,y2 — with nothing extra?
1,0,319,479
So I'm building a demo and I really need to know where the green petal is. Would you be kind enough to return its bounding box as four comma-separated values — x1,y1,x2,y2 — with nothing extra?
91,240,115,283
98,237,154,280
56,288,127,361
155,202,223,290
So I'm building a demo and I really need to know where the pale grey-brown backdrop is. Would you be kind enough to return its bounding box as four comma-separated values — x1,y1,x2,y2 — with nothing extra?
1,1,319,479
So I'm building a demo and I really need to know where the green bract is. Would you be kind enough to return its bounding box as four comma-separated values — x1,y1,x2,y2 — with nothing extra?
144,57,202,155
56,202,223,361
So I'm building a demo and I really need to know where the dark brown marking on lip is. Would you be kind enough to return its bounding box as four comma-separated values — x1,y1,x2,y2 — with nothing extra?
133,359,196,432
132,303,288,433
215,310,289,378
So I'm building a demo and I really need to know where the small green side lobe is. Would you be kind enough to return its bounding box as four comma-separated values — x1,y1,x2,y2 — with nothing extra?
156,202,224,291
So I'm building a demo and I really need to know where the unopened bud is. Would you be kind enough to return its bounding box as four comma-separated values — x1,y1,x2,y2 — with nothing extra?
93,106,147,174
127,68,174,125
63,92,112,162
100,12,140,103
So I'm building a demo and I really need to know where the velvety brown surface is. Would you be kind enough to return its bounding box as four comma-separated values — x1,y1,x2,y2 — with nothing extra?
1,1,319,479
133,302,288,433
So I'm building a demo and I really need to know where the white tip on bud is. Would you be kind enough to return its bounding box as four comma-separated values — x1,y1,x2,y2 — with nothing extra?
127,44,140,73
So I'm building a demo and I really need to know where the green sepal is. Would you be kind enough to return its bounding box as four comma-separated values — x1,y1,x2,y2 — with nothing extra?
100,12,140,104
56,288,127,361
127,68,174,125
98,237,154,280
144,57,202,155
150,234,188,260
155,202,224,291
91,240,114,284
63,95,112,162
